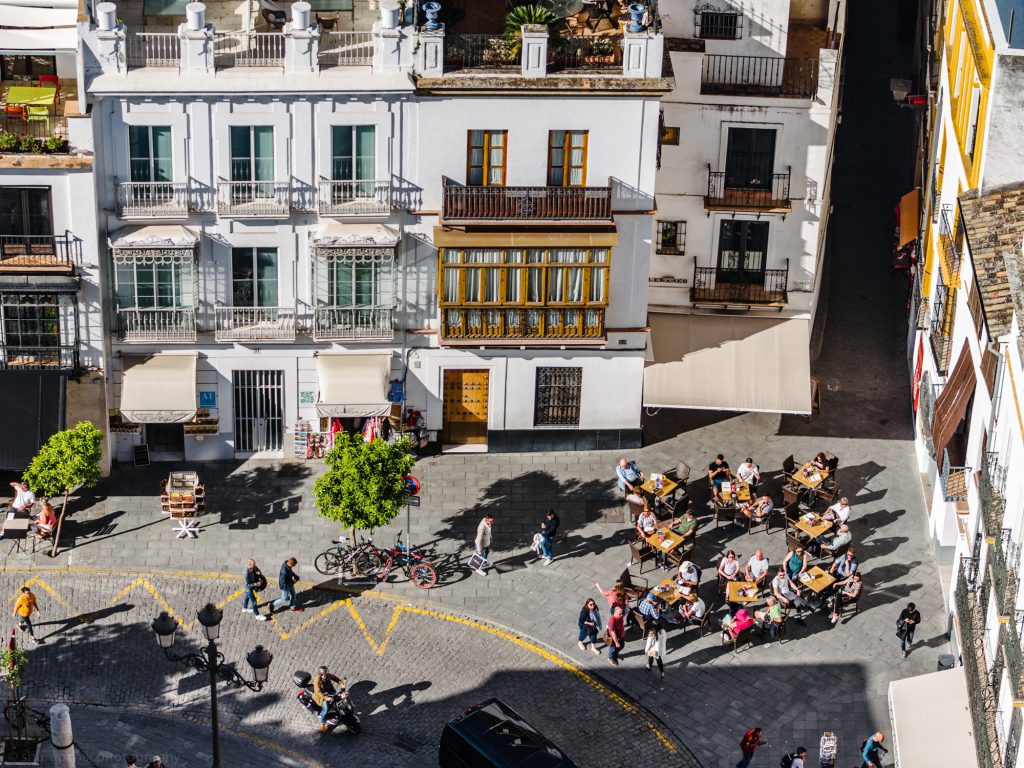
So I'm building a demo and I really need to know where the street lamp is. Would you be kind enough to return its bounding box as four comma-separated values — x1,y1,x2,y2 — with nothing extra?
150,606,273,768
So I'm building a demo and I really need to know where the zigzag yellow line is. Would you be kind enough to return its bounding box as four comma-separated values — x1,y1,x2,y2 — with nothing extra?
9,577,80,621
108,578,245,632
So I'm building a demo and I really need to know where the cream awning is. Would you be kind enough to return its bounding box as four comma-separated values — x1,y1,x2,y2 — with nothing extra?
120,354,197,424
109,225,199,249
888,667,978,768
0,25,77,52
643,313,812,414
316,354,392,418
311,222,400,247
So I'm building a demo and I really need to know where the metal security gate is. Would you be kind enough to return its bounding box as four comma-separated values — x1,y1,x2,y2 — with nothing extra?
232,370,284,455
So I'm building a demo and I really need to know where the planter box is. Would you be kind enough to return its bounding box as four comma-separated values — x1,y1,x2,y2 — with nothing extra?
1,738,43,766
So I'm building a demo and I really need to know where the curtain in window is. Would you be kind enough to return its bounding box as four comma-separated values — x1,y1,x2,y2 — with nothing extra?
548,130,566,186
548,248,585,303
506,249,523,302
568,132,586,186
487,132,504,186
444,268,460,303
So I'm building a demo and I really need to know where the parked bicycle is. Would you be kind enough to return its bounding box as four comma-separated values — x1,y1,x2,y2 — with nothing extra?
377,532,437,589
314,535,382,579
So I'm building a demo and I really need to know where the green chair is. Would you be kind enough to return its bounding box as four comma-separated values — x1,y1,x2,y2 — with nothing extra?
26,106,49,130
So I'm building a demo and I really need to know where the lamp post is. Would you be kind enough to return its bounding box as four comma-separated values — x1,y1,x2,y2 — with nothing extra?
151,605,272,768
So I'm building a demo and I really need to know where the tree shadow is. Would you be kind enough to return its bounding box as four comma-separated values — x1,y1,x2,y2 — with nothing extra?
36,603,134,641
217,462,313,531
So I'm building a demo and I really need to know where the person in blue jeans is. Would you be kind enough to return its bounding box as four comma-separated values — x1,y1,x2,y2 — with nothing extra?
861,731,888,768
577,598,602,654
243,559,268,621
272,557,303,613
606,604,625,666
539,509,559,565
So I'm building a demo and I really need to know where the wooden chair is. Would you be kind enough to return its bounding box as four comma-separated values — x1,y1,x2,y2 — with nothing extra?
783,485,802,506
666,460,690,484
684,607,712,637
30,527,53,554
725,624,753,654
816,484,840,505
782,454,796,477
626,497,645,524
627,538,657,573
837,591,861,619
713,503,734,528
629,606,648,638
618,568,648,603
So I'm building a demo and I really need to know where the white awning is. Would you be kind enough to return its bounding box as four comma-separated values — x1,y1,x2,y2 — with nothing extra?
120,354,197,424
888,667,978,768
316,354,392,417
109,225,199,249
0,5,75,26
643,313,812,414
0,25,77,52
311,222,400,247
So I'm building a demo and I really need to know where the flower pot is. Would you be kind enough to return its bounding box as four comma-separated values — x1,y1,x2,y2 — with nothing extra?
423,1,441,30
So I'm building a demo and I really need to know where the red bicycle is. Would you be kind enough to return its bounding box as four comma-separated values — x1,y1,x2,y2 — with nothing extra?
377,532,438,589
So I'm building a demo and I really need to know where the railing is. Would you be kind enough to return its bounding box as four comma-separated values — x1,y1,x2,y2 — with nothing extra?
215,307,295,342
0,233,77,270
318,180,392,216
941,448,971,501
213,31,285,67
929,283,954,374
3,114,68,140
955,557,1004,768
312,307,394,341
701,55,819,98
939,206,962,280
216,181,291,217
441,307,605,341
441,182,613,224
117,308,197,343
117,182,190,218
443,34,519,70
981,451,1008,538
992,528,1019,618
0,345,77,370
125,32,181,68
918,371,936,445
551,37,623,71
318,31,374,66
705,169,791,210
1007,613,1024,707
691,265,788,305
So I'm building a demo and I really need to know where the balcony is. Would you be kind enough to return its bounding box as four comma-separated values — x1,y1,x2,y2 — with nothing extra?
117,308,196,343
939,206,962,280
701,55,819,98
929,284,954,374
705,169,792,213
981,452,1008,539
690,265,788,306
955,558,1004,768
441,307,605,342
116,182,190,218
0,345,77,371
992,528,1019,618
212,31,285,68
318,180,392,216
441,180,613,225
0,233,77,272
125,32,181,68
215,307,296,343
941,448,971,502
216,181,292,217
1007,613,1024,707
312,307,394,341
318,31,375,67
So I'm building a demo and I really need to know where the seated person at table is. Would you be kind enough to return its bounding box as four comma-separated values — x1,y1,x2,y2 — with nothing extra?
825,496,852,525
672,509,699,541
754,596,784,639
720,607,753,642
678,596,706,626
819,524,852,557
736,458,761,489
745,549,770,589
772,566,811,621
829,572,863,623
8,482,35,515
718,550,741,585
635,505,658,537
707,455,732,501
741,494,773,523
810,452,829,471
616,458,645,495
638,593,663,623
829,549,858,588
784,546,809,581
29,498,56,537
677,560,700,588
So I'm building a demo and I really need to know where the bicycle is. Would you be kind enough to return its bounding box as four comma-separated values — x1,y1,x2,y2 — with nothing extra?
377,532,437,589
314,535,382,579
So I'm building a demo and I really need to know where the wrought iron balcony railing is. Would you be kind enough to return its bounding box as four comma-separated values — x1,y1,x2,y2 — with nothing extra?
312,307,394,341
125,32,181,68
216,181,292,217
0,233,78,271
939,206,962,280
0,345,77,371
117,308,197,343
941,448,971,502
117,182,190,218
705,168,791,211
441,306,605,342
992,528,1019,618
441,180,613,225
929,283,954,374
1006,611,1024,707
981,451,1008,539
691,265,788,305
701,55,819,98
317,180,392,216
214,307,295,342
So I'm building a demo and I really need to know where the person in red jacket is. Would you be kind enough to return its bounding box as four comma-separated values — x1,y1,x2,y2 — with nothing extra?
605,604,625,666
736,727,767,768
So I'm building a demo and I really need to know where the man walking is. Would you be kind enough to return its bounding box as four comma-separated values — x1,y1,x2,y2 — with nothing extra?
13,586,40,644
736,726,767,768
243,559,268,621
272,558,303,613
861,731,887,768
897,602,921,658
538,509,559,566
474,515,493,575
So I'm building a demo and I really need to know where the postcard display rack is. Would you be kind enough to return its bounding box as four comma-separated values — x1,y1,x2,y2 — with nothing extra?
160,471,205,539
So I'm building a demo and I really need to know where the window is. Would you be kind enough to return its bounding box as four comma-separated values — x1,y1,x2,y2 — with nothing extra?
548,130,588,186
725,128,776,190
114,261,192,309
129,126,173,183
965,84,982,159
967,280,984,336
0,188,52,237
326,253,393,308
331,126,375,181
954,32,966,98
534,367,582,426
229,126,274,182
0,292,75,369
231,247,278,307
696,9,741,39
656,221,685,255
0,55,55,81
467,130,507,187
717,220,768,279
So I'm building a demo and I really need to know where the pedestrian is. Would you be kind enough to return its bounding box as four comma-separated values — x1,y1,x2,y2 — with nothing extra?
243,559,268,621
577,598,602,654
474,515,493,575
144,757,165,768
125,756,138,768
897,601,921,658
736,727,767,768
644,617,666,678
781,747,807,767
13,586,40,645
605,604,625,666
271,557,303,613
538,509,559,565
861,731,888,768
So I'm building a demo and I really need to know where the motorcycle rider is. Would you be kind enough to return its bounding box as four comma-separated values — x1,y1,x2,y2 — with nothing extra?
313,665,346,732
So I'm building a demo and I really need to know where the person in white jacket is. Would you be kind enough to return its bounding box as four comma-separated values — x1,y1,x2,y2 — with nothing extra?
474,515,493,575
644,618,667,678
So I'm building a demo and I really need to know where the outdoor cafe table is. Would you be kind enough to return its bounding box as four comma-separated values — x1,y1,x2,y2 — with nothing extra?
714,481,752,510
640,476,678,499
645,528,685,557
798,566,836,594
725,580,759,605
650,577,697,607
5,86,56,108
790,462,829,490
793,512,833,540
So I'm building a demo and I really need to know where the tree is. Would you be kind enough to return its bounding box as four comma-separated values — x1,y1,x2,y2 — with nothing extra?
313,432,416,542
23,421,103,557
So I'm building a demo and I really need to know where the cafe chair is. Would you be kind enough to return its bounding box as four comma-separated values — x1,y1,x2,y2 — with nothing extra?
666,460,690,484
724,624,753,654
37,74,61,102
627,538,657,574
815,484,840,506
625,497,645,524
629,606,649,638
3,104,27,123
782,454,796,480
683,608,712,637
26,105,49,129
618,567,648,602
713,502,734,529
785,531,804,551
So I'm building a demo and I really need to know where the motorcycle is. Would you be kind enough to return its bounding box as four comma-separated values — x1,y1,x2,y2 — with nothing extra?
293,670,362,734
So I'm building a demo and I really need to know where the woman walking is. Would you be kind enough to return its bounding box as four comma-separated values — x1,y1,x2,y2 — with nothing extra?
539,509,559,565
644,617,667,678
577,598,602,654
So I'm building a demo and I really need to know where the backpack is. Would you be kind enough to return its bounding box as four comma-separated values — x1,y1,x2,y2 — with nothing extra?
780,754,797,768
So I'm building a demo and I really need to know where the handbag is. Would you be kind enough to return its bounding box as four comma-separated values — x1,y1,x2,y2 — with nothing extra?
896,619,907,639
467,552,489,571
254,572,268,592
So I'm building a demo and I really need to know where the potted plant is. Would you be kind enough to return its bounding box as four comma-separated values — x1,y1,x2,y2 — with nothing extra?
41,136,68,154
16,135,40,153
483,36,517,65
0,131,17,153
586,36,616,64
503,4,555,55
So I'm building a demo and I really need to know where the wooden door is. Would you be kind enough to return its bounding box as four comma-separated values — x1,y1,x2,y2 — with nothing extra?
442,369,489,445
